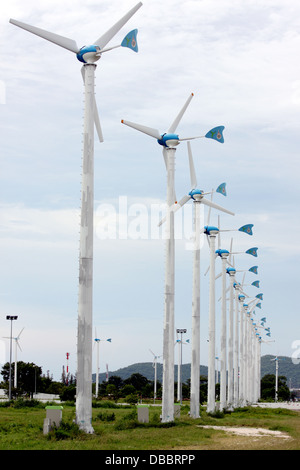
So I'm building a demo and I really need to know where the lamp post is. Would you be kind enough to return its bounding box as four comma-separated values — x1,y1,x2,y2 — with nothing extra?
176,329,187,405
6,315,18,400
94,334,111,399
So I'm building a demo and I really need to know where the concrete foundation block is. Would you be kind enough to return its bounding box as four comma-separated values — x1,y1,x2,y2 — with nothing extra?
137,405,149,423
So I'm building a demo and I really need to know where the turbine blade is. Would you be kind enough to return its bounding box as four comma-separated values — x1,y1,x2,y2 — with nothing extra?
201,198,235,216
206,190,213,225
17,328,24,339
168,93,194,133
187,142,197,189
204,265,210,276
9,19,79,53
121,119,161,139
174,195,191,212
16,340,22,352
93,99,104,142
81,67,104,142
94,2,142,49
229,238,233,265
158,195,191,226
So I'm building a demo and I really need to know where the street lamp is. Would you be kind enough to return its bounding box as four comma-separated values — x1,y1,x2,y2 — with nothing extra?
6,315,18,400
176,329,187,405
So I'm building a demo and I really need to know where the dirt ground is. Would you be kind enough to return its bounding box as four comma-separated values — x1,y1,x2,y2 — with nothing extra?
198,424,291,439
192,402,300,450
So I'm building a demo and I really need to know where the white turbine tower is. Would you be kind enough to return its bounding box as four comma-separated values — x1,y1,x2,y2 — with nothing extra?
94,330,112,399
215,222,254,410
10,3,142,433
159,142,233,418
122,93,226,422
3,328,24,389
149,349,162,403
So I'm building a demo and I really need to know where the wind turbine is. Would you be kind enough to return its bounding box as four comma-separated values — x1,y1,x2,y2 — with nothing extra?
3,328,24,389
10,3,142,433
215,222,254,410
158,141,233,417
167,142,233,418
94,330,112,399
122,93,225,422
149,349,162,403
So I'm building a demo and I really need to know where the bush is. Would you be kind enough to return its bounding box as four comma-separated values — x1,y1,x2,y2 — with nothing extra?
92,400,118,408
59,385,76,402
114,409,138,430
96,411,116,422
46,421,84,441
0,398,43,409
125,393,139,405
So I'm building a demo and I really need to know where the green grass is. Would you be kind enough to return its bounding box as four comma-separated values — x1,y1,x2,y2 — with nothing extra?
0,401,299,450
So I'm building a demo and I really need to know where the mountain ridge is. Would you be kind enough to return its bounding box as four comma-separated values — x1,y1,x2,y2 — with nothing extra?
94,355,300,388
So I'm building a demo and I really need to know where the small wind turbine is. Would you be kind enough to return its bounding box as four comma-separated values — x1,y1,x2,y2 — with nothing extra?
201,200,235,413
214,220,254,410
122,93,225,422
10,3,142,433
159,142,233,418
3,328,24,389
94,330,112,399
149,349,162,403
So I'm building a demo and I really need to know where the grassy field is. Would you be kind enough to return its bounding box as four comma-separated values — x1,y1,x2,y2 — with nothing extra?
0,400,299,451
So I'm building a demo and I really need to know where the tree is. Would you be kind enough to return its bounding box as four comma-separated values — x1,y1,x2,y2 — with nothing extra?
106,383,118,400
200,375,208,404
1,361,65,398
121,384,136,396
107,375,124,391
1,362,42,398
261,374,290,401
124,373,149,393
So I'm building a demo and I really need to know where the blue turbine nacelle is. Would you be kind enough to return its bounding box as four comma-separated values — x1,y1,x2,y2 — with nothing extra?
204,225,219,236
157,133,180,148
216,248,230,257
189,189,204,199
77,45,101,63
226,267,236,275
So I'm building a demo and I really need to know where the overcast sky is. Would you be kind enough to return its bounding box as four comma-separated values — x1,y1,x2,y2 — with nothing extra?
0,0,299,382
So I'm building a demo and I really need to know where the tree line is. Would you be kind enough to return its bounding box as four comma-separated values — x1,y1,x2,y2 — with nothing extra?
0,361,292,402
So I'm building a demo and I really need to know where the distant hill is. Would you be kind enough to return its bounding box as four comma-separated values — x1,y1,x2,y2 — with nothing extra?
94,355,300,388
260,355,300,388
95,362,208,385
